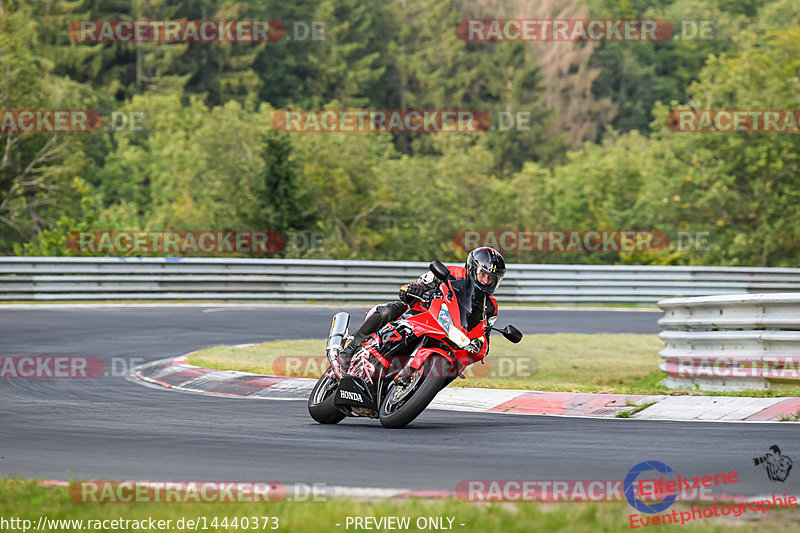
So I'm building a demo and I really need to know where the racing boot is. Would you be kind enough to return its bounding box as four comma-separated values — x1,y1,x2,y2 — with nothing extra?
339,324,378,370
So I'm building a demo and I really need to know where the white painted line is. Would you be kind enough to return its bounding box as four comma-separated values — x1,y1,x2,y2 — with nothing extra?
323,486,413,499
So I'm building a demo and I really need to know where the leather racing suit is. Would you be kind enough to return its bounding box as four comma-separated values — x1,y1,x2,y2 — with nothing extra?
340,265,498,362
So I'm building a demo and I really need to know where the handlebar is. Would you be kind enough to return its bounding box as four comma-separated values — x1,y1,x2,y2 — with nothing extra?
407,287,441,301
416,288,443,304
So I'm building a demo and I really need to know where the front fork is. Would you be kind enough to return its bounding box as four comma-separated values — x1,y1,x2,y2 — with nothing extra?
325,312,351,380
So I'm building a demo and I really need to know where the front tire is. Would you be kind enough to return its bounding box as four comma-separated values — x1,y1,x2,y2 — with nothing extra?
308,369,346,424
378,356,449,428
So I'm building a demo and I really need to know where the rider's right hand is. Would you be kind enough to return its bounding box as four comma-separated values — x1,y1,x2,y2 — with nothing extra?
400,283,426,303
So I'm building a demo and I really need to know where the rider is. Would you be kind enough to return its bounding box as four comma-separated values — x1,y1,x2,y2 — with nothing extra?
339,247,507,361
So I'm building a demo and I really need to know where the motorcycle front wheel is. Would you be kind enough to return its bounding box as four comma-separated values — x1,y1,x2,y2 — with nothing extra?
308,368,347,424
378,355,449,429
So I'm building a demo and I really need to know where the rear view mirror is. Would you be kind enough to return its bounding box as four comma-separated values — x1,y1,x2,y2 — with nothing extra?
430,260,451,281
502,325,523,343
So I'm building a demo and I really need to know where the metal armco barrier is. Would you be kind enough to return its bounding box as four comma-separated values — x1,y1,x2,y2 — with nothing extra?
657,293,800,391
2,257,800,305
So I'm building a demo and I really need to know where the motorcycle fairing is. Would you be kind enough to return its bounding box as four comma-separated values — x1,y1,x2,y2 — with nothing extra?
407,346,454,371
361,321,416,365
334,375,377,410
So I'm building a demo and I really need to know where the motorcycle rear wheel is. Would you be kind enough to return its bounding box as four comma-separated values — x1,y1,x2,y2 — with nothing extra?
378,356,449,429
308,368,347,424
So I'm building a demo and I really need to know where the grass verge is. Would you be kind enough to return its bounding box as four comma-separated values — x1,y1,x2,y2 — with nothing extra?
188,334,800,397
2,479,798,533
616,400,659,418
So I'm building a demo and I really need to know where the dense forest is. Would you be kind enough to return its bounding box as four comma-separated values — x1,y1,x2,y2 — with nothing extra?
2,0,799,265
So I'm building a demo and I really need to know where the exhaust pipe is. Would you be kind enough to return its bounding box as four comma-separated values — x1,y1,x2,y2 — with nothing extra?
325,312,350,379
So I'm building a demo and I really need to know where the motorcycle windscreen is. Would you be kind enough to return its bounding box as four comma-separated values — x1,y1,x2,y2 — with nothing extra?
450,279,483,331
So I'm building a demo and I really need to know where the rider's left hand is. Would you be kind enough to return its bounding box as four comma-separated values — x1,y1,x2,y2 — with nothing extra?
466,336,484,354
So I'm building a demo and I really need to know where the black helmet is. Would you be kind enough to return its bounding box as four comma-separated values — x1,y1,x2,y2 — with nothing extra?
465,247,506,295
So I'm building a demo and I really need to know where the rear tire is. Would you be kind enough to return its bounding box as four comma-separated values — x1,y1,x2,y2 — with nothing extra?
308,369,346,424
378,356,449,429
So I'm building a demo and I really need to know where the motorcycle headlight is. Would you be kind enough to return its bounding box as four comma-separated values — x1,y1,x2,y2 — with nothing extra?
438,306,471,348
448,328,471,349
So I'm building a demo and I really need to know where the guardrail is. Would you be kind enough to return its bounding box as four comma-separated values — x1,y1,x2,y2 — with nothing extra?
2,257,800,305
657,294,800,391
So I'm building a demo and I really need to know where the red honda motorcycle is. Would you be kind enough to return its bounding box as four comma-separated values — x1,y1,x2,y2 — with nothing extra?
308,261,523,428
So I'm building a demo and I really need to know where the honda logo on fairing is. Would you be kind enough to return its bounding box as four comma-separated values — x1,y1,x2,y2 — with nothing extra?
340,390,363,402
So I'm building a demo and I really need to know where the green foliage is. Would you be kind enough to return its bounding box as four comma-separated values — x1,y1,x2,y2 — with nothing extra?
587,0,799,134
2,0,800,266
92,94,280,231
253,0,391,109
381,134,498,261
656,27,800,266
287,109,399,258
0,5,97,251
250,129,311,232
480,21,800,267
14,178,99,256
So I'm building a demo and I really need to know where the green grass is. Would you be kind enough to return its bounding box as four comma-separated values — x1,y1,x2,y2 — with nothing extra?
778,409,800,422
616,399,659,418
189,334,663,391
2,479,797,533
188,334,800,398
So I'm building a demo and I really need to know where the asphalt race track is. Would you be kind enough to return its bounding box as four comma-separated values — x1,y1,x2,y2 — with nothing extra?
1,305,797,498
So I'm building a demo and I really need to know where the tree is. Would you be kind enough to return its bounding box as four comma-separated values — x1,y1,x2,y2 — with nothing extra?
655,27,800,266
253,0,389,108
490,22,800,267
247,129,313,233
0,6,95,251
587,0,790,134
479,0,617,149
380,0,557,171
286,104,398,258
